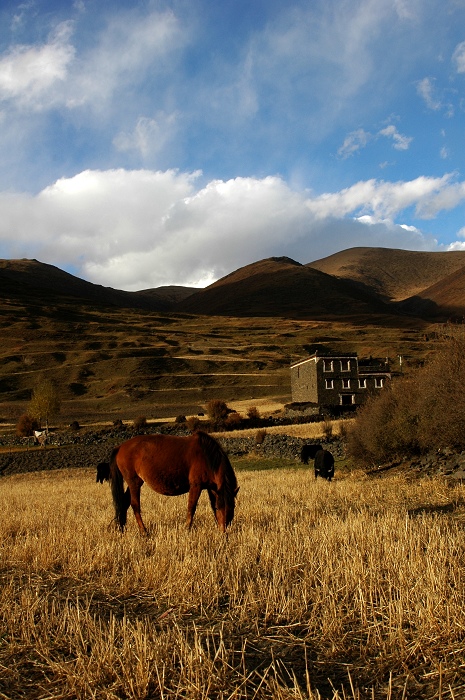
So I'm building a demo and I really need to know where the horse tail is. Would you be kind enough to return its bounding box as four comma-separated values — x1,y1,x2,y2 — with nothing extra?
109,447,130,531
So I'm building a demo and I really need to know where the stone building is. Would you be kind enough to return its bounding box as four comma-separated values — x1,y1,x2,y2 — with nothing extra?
290,352,391,412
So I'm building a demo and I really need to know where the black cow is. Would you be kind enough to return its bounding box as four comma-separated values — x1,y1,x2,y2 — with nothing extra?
300,443,323,464
96,461,110,483
313,449,334,482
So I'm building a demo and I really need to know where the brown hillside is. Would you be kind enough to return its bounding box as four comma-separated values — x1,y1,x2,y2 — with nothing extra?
0,253,437,423
139,285,196,305
404,265,465,319
308,247,465,302
177,256,397,320
0,259,190,312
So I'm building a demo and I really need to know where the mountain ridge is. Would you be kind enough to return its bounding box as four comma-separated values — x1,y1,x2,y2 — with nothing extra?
3,247,465,320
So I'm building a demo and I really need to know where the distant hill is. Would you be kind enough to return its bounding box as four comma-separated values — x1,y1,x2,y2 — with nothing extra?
307,247,465,303
177,256,396,319
4,248,465,321
402,265,465,320
139,285,196,305
0,259,194,312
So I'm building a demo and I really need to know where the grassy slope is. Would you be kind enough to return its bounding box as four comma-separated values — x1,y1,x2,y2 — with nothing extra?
0,250,455,423
308,246,465,301
0,293,432,423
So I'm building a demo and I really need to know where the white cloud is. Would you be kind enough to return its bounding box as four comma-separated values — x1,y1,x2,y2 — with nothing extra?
379,125,412,150
0,9,185,115
66,9,184,111
338,129,371,158
447,241,465,251
305,173,463,221
113,113,179,159
1,168,461,290
453,40,465,73
416,77,442,110
339,123,412,159
393,0,421,20
0,22,75,110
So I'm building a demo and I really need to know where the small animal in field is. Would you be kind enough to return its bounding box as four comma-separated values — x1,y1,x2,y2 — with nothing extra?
300,443,323,464
313,448,335,482
96,462,109,484
96,431,239,534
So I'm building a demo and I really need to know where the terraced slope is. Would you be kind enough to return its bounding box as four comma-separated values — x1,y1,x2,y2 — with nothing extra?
0,253,443,423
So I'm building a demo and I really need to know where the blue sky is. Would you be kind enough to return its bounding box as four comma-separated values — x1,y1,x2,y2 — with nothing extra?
0,0,465,290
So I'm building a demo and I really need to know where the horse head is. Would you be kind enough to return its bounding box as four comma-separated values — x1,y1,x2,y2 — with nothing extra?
210,483,240,532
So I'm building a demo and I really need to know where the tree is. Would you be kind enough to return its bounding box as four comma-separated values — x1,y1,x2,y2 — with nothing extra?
29,379,61,431
206,399,230,428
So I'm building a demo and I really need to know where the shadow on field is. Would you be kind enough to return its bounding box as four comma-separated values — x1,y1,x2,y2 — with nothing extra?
408,498,465,518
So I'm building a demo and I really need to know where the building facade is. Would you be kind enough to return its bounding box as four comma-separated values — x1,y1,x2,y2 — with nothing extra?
290,352,391,410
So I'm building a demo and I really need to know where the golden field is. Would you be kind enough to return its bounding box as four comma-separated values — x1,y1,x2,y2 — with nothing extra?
2,459,465,699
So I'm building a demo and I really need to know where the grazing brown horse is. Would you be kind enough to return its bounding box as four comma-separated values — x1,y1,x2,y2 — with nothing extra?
97,431,239,533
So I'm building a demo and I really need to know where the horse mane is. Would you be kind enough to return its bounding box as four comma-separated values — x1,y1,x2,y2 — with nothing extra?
195,430,237,504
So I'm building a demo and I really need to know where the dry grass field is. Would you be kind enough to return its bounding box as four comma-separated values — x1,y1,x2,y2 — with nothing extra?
2,462,465,699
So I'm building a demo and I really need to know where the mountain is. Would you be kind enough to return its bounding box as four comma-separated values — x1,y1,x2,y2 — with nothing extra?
4,248,465,322
176,256,396,320
307,247,465,303
138,285,196,305
0,259,194,312
403,265,465,320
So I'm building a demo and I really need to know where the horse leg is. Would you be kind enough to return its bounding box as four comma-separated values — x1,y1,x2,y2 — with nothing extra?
186,484,202,529
128,479,147,535
207,488,218,524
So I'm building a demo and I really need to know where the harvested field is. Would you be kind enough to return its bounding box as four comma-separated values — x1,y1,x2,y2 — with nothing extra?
2,464,465,699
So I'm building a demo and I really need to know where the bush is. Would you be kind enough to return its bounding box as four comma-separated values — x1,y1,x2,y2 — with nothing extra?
175,415,187,424
29,378,61,431
255,429,267,444
323,418,333,440
415,337,465,450
338,420,348,442
113,419,124,429
206,400,230,429
69,420,80,431
247,406,260,421
347,378,420,466
16,414,40,437
346,336,465,466
224,412,242,430
133,416,147,431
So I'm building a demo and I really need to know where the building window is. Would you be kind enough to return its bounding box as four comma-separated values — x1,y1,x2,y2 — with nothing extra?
340,394,355,405
342,378,350,389
375,377,384,388
359,378,367,389
341,359,350,371
323,360,333,372
325,379,334,389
